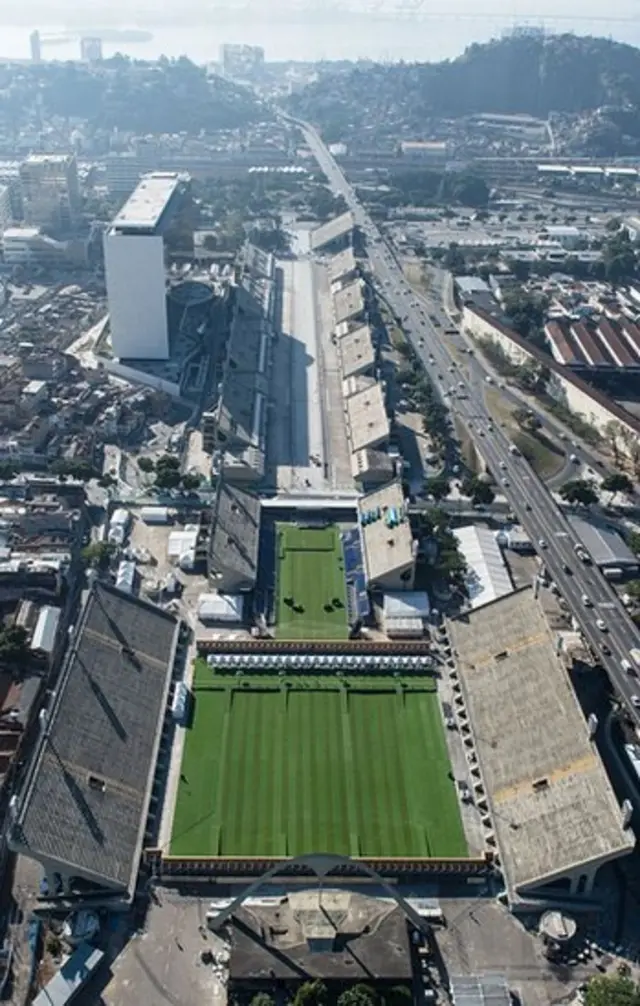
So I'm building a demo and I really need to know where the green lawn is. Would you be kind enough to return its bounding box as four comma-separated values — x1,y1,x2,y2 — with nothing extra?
276,524,348,640
170,672,468,859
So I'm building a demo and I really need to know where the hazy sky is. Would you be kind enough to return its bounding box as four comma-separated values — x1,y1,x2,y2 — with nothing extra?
2,0,640,62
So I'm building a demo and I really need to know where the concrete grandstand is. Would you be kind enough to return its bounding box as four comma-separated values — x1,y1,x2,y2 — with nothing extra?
448,587,634,904
10,582,180,900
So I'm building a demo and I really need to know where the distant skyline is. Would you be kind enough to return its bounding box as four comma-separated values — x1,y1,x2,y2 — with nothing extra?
2,1,640,63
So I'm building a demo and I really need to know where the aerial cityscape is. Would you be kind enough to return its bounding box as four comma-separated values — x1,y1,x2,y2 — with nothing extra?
1,13,640,1006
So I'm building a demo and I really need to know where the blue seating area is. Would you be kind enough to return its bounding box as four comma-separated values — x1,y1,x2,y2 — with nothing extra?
255,524,276,621
342,529,370,621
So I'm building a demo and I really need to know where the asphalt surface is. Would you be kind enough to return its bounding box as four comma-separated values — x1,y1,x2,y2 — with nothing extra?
290,114,640,724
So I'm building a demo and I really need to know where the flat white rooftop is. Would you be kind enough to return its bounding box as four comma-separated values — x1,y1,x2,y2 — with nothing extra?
112,172,182,232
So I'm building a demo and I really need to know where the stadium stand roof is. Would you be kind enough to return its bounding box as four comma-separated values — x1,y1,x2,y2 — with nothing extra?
448,588,634,900
358,481,415,589
333,279,365,326
310,211,355,251
329,246,357,284
453,525,513,609
345,381,389,453
11,582,178,896
568,515,639,570
208,481,261,591
338,324,375,379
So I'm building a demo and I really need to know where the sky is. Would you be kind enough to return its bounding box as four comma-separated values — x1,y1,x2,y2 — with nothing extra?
2,0,640,63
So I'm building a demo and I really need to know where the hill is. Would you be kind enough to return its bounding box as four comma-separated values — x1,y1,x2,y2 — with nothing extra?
0,57,268,136
287,33,640,145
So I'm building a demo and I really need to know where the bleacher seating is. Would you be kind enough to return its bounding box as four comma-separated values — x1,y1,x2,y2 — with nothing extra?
342,529,370,621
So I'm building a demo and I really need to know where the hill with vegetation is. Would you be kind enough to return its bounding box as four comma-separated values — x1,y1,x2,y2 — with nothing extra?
287,33,640,144
0,56,268,136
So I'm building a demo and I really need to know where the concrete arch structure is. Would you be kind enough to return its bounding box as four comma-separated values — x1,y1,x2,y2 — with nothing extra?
206,852,430,933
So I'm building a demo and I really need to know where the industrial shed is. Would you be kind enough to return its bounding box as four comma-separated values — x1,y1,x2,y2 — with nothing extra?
453,525,513,609
568,515,639,573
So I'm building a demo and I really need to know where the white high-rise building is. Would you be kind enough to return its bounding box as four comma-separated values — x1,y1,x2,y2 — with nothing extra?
104,172,190,361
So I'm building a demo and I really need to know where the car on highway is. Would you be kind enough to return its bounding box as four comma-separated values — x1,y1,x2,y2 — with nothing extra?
562,562,572,574
596,619,608,631
631,694,640,708
601,643,611,656
581,594,592,607
538,538,548,549
501,477,510,486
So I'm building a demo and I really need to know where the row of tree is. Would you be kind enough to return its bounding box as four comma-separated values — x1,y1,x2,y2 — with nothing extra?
245,981,412,1006
138,454,201,492
558,471,633,507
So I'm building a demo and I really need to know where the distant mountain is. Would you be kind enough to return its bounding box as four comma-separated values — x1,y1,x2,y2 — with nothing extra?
287,33,640,140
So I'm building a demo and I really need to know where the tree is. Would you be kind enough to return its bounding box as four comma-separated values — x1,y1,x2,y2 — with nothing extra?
626,579,640,599
627,530,640,556
602,229,637,284
470,480,495,505
294,981,329,1006
181,473,202,491
250,994,276,1006
0,625,31,677
585,974,640,1006
156,454,180,471
503,287,549,347
442,242,466,275
82,541,115,569
513,406,541,432
98,474,116,489
0,461,17,481
137,456,155,473
559,478,598,507
424,475,450,501
155,467,181,490
601,471,633,501
337,985,379,1006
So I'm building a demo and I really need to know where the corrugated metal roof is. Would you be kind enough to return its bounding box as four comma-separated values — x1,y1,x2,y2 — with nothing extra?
30,605,60,655
453,525,513,609
568,515,638,568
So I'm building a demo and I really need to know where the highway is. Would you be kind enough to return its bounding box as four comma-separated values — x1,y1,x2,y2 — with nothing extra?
290,114,640,723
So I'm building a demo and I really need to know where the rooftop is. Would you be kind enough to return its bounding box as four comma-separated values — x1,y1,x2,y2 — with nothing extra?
453,525,513,609
465,303,640,439
568,515,638,569
358,481,414,585
448,588,634,897
229,890,412,982
111,172,183,233
310,210,355,251
208,482,261,589
338,324,375,379
345,381,389,453
329,246,357,283
12,582,178,894
333,279,365,326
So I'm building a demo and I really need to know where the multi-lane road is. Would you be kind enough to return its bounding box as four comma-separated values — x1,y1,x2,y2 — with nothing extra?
290,114,640,723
